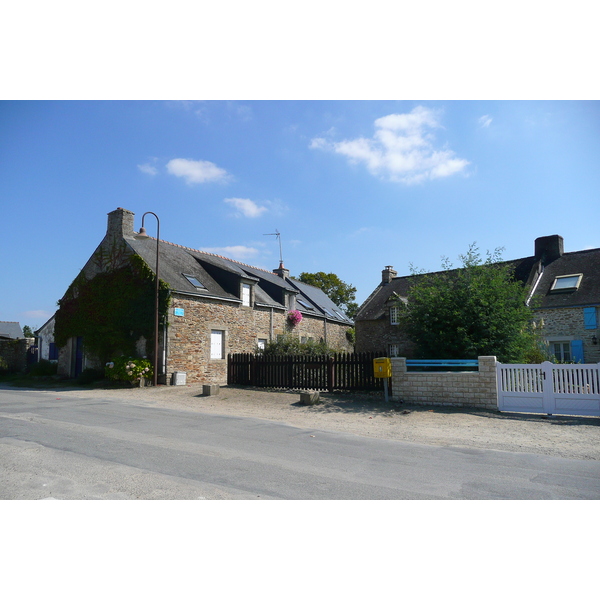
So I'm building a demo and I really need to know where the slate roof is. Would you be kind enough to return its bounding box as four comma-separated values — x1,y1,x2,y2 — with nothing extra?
0,321,24,339
126,237,353,325
531,248,600,309
356,239,600,321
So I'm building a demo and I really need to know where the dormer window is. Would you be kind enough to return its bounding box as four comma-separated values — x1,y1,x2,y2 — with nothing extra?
183,274,206,289
550,274,582,293
242,283,251,307
390,306,401,325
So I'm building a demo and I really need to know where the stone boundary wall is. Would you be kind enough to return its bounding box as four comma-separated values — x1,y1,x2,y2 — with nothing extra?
0,338,35,372
391,356,498,410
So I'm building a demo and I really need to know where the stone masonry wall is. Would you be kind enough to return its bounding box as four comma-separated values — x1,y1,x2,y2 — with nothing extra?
355,318,415,356
534,306,600,364
166,294,352,385
391,356,498,410
0,338,34,372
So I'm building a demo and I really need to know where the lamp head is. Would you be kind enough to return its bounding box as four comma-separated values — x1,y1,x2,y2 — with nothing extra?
134,227,149,240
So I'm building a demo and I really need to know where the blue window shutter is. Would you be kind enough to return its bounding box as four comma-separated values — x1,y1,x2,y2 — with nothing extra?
571,340,584,363
584,307,597,329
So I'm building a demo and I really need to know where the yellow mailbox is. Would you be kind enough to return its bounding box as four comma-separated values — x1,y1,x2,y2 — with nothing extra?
373,357,392,378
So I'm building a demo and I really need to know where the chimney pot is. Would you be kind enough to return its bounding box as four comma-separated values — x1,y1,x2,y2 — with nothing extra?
382,265,397,284
274,261,290,279
534,235,564,264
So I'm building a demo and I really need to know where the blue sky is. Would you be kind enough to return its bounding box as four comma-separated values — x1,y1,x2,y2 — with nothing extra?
1,100,599,329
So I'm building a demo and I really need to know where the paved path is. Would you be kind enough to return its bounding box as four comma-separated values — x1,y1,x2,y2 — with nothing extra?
2,389,599,499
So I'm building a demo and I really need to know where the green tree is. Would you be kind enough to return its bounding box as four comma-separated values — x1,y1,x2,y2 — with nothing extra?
22,325,35,338
400,244,543,363
297,271,358,318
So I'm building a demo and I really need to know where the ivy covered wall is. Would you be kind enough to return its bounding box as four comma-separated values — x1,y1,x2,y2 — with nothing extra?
55,254,170,364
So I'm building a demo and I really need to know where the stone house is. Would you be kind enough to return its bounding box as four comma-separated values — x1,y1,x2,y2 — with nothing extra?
56,208,353,383
0,322,24,341
35,315,58,362
355,235,600,364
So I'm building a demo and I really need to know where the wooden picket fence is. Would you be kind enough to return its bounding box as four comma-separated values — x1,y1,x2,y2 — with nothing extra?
227,352,388,392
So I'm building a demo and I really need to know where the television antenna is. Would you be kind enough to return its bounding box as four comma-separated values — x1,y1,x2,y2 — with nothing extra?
264,229,283,264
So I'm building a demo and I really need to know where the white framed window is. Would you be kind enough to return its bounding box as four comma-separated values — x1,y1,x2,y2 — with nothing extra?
389,344,400,357
552,341,571,363
390,306,400,325
210,330,225,359
242,283,251,307
550,274,582,292
257,338,267,350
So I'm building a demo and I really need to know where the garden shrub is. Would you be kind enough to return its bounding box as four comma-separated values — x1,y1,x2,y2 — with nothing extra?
28,359,58,377
105,356,153,383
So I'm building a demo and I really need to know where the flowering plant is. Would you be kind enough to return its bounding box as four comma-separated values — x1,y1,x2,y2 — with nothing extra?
287,309,303,327
105,356,153,383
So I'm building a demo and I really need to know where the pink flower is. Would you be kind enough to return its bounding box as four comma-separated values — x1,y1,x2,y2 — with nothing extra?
287,310,303,326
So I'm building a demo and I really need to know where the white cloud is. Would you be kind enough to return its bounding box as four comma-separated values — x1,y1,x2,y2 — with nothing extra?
167,158,229,184
138,163,158,176
200,245,260,261
224,197,268,218
479,115,493,128
310,106,469,184
22,310,53,322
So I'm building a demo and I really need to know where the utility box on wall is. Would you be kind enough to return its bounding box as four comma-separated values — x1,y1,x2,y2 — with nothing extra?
373,357,392,378
172,371,187,386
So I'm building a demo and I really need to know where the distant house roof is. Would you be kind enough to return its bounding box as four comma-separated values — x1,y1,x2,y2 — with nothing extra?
356,235,600,321
0,321,24,340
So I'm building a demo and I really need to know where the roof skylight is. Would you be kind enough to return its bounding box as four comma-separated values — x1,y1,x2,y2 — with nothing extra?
550,274,582,292
297,299,315,311
183,274,206,289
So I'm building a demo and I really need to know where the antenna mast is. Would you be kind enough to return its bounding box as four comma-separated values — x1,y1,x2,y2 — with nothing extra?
264,229,283,264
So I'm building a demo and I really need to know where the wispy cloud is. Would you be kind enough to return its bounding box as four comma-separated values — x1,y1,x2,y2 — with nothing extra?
137,163,158,176
199,245,260,261
224,197,268,218
22,310,53,322
167,158,230,184
224,197,287,218
310,106,469,184
227,102,253,121
478,115,493,128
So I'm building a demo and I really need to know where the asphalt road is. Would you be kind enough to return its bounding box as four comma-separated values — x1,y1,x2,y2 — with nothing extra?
1,388,599,499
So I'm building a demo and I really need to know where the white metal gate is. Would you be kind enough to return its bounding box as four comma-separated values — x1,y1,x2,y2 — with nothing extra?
497,361,600,416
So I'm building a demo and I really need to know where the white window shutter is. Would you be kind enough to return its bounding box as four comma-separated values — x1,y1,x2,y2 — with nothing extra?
211,330,224,359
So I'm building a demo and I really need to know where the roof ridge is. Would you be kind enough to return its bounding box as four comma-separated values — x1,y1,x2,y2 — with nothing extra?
142,236,277,275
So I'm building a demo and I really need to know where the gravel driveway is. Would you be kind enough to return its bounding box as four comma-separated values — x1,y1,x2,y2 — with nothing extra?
27,383,600,461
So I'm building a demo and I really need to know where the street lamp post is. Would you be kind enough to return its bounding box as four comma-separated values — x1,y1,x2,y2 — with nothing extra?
134,212,160,387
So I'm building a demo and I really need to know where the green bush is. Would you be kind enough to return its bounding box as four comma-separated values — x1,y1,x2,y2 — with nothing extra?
105,356,153,383
0,356,8,372
259,334,341,356
28,360,58,377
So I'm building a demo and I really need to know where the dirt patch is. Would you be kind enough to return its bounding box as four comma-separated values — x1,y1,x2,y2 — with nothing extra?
29,383,600,461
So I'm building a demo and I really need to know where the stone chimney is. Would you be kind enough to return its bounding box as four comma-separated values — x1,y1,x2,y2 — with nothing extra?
534,235,564,264
273,261,290,279
106,207,135,242
382,265,397,285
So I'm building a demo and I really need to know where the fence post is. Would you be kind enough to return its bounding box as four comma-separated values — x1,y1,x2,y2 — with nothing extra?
327,356,335,392
249,354,255,386
542,361,554,415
